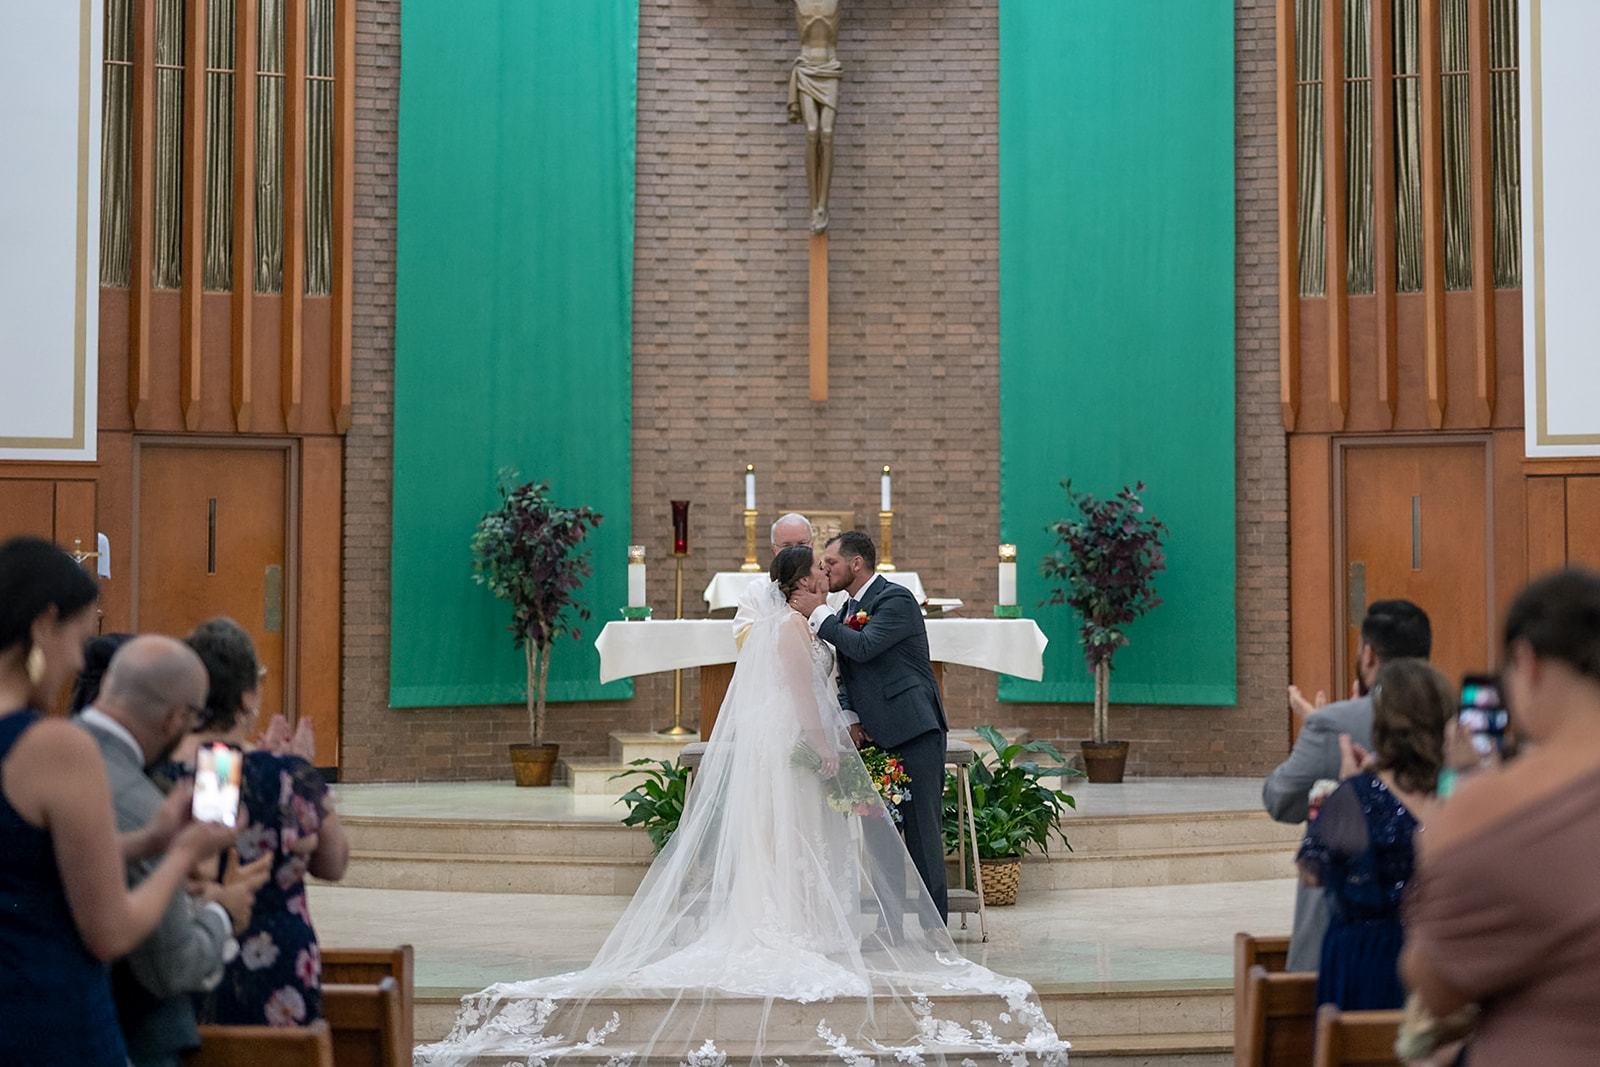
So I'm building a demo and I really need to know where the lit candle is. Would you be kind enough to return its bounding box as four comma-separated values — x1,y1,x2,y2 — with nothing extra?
671,500,691,556
745,464,756,510
998,544,1017,606
880,465,892,512
627,545,647,607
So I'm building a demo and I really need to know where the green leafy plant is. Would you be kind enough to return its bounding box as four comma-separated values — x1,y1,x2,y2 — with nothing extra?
942,725,1081,861
1040,480,1168,744
470,469,602,748
613,758,691,853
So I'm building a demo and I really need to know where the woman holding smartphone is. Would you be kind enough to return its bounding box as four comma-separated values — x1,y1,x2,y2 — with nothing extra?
174,617,349,1027
0,538,234,1064
1403,569,1600,1065
1296,657,1453,1011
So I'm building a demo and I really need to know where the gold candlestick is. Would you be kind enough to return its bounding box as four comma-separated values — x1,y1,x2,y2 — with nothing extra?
740,509,760,571
877,510,895,571
660,551,695,736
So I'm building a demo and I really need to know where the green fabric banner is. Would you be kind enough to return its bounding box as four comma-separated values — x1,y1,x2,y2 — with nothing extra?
391,1,637,707
998,0,1236,704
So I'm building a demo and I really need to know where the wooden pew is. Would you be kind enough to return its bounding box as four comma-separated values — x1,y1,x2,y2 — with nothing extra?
1311,1006,1404,1067
1238,964,1317,1067
187,1020,334,1067
322,945,415,1057
322,977,405,1067
1233,933,1293,1065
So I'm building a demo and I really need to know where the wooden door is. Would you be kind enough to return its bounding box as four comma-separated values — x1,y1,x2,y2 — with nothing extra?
1341,441,1492,692
136,444,291,725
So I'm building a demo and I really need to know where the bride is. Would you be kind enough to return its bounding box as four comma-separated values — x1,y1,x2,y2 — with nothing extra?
416,546,1069,1065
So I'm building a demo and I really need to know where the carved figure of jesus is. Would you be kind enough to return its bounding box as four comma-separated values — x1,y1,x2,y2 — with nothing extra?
786,0,840,234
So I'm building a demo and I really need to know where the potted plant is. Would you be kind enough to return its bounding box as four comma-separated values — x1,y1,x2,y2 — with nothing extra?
1040,480,1168,783
941,726,1081,905
470,469,601,786
613,758,693,852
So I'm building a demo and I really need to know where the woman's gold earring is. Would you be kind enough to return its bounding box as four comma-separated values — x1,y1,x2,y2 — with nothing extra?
25,646,46,686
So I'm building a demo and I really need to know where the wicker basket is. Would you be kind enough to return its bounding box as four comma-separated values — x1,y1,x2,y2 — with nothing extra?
978,855,1022,906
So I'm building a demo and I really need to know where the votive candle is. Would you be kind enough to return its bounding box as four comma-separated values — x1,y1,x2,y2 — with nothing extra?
671,500,691,556
998,544,1017,606
627,545,647,607
745,464,756,510
880,465,892,511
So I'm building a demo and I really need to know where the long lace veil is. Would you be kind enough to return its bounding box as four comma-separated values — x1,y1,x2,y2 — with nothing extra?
416,582,1068,1065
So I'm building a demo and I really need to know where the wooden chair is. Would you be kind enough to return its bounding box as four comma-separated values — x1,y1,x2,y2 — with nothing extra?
1233,933,1293,1064
322,977,405,1067
187,1020,334,1067
1311,1006,1404,1067
321,944,415,1058
1237,964,1316,1067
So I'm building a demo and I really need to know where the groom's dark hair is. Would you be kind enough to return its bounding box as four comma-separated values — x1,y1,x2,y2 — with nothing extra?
771,545,815,600
829,530,877,571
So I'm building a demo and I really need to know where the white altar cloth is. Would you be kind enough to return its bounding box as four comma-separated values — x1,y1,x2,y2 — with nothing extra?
594,616,1047,684
702,570,927,611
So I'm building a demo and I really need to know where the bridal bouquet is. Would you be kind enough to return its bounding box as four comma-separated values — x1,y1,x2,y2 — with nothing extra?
860,746,911,824
791,742,911,823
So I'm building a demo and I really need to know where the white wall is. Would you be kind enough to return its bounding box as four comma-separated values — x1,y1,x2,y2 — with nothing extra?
0,0,101,461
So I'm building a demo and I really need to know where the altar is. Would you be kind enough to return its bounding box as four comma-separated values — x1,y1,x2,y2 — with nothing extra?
594,616,1048,736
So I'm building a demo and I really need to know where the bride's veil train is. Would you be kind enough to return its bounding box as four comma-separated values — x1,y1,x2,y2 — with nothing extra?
415,581,1069,1065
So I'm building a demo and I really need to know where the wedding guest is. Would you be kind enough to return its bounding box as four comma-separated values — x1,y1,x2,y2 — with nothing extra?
1403,568,1600,1066
179,618,349,1027
69,631,134,713
1297,658,1451,1011
0,537,232,1065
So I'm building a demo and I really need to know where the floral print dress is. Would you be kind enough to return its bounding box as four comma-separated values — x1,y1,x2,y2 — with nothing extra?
199,751,330,1026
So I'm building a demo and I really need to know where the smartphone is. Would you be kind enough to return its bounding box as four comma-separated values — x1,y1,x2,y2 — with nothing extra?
192,741,243,828
1458,674,1509,758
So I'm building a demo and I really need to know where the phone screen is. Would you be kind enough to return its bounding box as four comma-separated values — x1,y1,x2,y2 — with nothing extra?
1458,674,1509,757
192,742,243,828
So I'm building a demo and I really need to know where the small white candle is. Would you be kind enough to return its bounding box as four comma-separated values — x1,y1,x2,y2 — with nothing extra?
745,464,756,510
627,546,647,607
880,465,892,511
998,544,1017,606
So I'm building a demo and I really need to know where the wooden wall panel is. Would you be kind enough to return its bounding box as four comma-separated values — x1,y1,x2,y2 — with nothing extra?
1525,476,1566,577
128,0,156,429
53,483,98,565
1490,428,1527,619
98,289,133,432
179,0,207,431
1277,0,1300,430
1323,0,1349,428
1419,0,1448,428
197,295,238,434
1566,478,1600,570
0,482,56,541
299,298,336,436
298,437,343,766
1289,435,1335,707
1467,0,1496,425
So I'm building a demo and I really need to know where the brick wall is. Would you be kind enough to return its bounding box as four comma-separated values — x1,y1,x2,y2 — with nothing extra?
339,0,1291,781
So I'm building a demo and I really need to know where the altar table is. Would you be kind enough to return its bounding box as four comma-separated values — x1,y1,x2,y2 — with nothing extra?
594,617,1048,738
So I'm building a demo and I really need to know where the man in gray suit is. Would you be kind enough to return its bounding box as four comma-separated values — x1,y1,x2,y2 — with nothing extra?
1262,599,1432,972
78,636,266,1067
791,530,949,921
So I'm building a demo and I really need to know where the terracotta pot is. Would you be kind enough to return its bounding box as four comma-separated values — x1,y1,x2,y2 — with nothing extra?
978,854,1022,906
1080,740,1130,783
509,743,560,787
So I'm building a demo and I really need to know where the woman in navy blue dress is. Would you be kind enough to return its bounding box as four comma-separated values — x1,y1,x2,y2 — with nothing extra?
178,617,350,1027
0,538,233,1065
1297,658,1453,1010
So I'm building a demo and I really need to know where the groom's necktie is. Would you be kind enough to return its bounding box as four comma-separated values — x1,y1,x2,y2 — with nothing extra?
842,598,857,620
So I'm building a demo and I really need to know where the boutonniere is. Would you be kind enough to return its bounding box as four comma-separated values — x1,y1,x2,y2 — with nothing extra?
846,610,870,631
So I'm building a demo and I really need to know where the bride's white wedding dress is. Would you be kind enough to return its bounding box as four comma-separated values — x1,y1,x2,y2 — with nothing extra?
416,583,1069,1065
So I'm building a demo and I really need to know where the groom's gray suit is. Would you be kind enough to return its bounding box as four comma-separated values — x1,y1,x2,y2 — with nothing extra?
815,574,949,920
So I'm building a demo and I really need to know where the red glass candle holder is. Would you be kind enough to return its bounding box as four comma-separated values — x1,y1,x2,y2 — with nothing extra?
671,500,691,556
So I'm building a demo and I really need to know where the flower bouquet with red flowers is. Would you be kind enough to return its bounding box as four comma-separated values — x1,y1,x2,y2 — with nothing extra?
791,741,900,820
860,746,912,824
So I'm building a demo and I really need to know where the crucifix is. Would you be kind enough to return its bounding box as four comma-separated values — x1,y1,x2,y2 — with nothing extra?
786,0,840,401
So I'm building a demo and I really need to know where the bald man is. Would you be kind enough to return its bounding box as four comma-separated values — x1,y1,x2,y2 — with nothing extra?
78,636,265,1067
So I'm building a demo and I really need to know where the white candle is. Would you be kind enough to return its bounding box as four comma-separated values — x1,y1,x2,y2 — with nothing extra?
880,466,892,511
745,464,756,510
998,544,1017,606
627,546,647,607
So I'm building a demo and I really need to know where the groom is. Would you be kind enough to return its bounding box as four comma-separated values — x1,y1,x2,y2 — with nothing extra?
789,530,949,922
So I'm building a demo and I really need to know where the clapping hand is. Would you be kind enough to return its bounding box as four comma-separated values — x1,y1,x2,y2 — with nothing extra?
1338,733,1376,780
